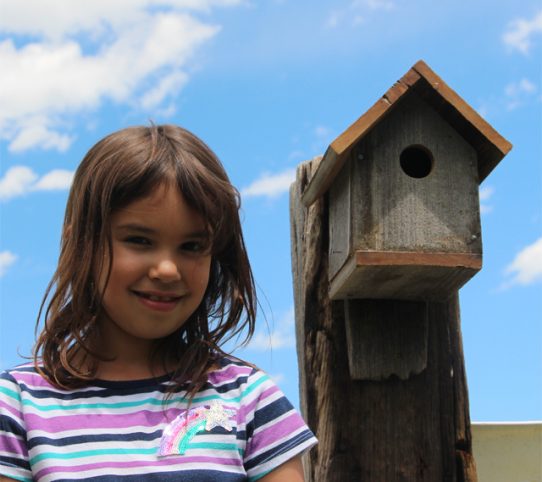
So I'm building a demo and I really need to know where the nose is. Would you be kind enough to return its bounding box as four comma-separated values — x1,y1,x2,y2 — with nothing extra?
148,257,182,283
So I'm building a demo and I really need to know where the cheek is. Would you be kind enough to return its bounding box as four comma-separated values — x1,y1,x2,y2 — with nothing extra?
190,257,212,292
96,250,139,295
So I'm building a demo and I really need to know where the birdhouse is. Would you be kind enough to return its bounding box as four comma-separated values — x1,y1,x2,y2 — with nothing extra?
302,60,512,301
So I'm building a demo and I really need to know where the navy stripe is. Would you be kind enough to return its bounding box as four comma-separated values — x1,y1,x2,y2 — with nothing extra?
27,430,163,449
0,415,25,438
254,397,294,428
245,430,314,470
57,470,246,482
11,370,249,400
0,454,31,471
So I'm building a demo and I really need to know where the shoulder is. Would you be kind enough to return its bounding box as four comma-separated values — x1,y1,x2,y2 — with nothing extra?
1,362,55,391
1,362,39,389
206,355,273,397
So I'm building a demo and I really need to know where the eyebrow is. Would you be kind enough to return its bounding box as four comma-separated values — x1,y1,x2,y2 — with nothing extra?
115,223,209,238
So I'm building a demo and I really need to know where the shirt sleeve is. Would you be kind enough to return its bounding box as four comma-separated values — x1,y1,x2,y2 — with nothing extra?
241,369,317,481
0,371,32,482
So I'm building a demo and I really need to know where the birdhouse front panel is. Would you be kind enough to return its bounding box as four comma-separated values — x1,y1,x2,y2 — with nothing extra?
329,92,483,300
353,92,481,253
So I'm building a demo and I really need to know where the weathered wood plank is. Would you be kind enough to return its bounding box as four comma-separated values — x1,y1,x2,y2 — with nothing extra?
344,299,428,380
354,251,482,269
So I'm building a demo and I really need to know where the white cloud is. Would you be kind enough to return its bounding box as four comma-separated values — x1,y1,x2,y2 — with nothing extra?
326,0,395,28
325,10,343,29
247,308,296,351
504,78,539,110
33,170,74,190
0,1,242,152
140,70,188,110
479,185,494,214
8,118,74,152
241,168,296,199
0,166,74,200
354,0,395,11
503,10,542,55
270,373,285,385
0,166,38,200
0,251,17,277
503,237,542,287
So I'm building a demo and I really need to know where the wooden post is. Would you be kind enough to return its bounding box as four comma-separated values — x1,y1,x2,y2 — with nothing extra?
290,157,478,482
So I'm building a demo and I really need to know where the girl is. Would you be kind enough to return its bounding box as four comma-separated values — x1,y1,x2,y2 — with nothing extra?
0,125,317,482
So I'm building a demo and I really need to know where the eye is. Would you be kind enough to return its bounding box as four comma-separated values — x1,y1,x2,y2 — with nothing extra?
124,236,152,246
181,239,209,253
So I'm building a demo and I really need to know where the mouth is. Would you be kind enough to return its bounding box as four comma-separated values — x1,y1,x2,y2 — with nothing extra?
133,291,182,301
132,290,184,311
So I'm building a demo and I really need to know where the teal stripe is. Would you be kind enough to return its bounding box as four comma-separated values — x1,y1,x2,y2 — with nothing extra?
187,442,240,452
0,473,32,482
0,385,21,403
30,447,158,465
20,373,270,412
30,442,244,465
22,395,185,412
240,373,269,398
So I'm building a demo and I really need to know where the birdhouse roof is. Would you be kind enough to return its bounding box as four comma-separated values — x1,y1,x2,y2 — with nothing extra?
302,60,512,207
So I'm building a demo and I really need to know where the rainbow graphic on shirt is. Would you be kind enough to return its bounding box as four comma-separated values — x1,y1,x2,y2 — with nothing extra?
158,401,235,456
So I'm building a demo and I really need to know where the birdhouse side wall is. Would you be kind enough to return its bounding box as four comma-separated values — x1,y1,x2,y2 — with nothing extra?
352,93,482,255
329,161,352,279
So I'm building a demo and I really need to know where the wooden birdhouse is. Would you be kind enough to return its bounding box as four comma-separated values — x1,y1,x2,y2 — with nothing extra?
302,60,512,301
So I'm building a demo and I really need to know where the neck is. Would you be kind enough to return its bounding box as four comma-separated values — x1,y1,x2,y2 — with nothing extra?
91,320,169,381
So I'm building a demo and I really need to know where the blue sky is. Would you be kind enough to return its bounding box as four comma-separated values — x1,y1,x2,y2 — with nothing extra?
0,0,541,422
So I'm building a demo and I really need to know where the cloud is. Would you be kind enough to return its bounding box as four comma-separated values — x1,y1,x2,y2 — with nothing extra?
504,78,538,110
325,0,395,28
503,237,542,288
354,0,395,11
240,168,296,199
479,185,494,214
477,77,539,120
270,373,285,385
33,169,74,190
0,251,17,277
503,10,542,55
0,166,74,200
0,1,243,152
247,308,296,351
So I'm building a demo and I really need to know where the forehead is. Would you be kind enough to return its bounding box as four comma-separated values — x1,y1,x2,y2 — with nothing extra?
111,184,206,231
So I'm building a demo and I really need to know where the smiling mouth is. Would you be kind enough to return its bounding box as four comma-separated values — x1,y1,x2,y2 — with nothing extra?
132,291,183,302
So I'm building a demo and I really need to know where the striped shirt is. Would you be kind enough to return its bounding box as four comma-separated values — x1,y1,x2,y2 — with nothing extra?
0,357,317,482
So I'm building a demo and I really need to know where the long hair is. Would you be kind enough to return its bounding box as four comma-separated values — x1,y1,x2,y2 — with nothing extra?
33,125,256,397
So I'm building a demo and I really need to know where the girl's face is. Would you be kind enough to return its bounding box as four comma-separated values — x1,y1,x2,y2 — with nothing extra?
96,183,212,357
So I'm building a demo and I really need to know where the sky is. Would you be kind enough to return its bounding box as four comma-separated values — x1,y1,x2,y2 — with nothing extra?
0,0,541,423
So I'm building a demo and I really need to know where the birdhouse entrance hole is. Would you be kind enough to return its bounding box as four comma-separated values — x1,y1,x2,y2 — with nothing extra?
400,145,433,178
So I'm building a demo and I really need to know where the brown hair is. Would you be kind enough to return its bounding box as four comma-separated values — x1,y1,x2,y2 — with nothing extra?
33,125,256,397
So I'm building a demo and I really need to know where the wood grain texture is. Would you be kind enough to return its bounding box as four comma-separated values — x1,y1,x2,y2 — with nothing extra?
344,299,428,380
329,261,479,301
354,251,482,269
290,157,478,481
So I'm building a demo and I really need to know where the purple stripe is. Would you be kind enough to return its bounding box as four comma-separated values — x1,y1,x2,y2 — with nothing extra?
24,408,184,434
35,455,243,479
208,364,251,386
0,399,23,420
0,433,29,457
10,372,57,390
247,412,305,456
239,384,280,422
